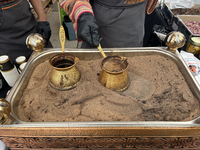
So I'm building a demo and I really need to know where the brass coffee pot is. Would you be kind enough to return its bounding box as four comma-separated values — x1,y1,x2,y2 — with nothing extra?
49,26,81,90
97,44,129,92
49,53,81,90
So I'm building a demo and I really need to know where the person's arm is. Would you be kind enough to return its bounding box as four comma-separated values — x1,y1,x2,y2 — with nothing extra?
60,0,100,47
29,0,51,44
60,0,93,25
29,0,47,21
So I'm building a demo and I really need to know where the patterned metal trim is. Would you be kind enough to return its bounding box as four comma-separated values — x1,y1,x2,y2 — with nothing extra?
1,137,200,149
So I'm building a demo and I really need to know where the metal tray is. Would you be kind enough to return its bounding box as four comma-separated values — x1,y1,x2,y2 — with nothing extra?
1,47,200,149
5,47,200,126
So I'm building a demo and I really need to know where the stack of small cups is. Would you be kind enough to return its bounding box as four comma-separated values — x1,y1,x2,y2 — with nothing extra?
15,56,27,73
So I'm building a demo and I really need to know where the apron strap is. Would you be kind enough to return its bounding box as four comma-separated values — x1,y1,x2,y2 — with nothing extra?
0,6,2,24
146,0,158,15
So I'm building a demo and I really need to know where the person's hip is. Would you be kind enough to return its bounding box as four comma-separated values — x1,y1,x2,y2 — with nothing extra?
0,0,16,4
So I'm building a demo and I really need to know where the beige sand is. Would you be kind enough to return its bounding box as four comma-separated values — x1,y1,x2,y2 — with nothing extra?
17,54,200,122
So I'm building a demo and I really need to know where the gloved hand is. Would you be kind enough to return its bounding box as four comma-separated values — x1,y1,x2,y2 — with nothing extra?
77,12,100,47
37,21,51,44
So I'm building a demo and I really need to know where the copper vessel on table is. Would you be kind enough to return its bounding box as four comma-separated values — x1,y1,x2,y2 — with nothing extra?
99,55,129,92
49,53,81,90
0,98,11,124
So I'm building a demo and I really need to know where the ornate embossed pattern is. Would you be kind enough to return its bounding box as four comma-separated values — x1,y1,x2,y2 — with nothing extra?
0,137,200,149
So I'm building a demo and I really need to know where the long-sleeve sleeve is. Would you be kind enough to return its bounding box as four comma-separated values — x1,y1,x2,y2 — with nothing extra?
60,0,93,36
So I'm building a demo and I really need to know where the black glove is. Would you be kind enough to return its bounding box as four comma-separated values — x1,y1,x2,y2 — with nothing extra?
37,21,51,44
77,13,100,47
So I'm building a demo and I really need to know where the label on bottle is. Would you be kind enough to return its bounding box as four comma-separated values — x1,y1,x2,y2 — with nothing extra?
180,50,200,85
0,55,19,87
0,66,19,87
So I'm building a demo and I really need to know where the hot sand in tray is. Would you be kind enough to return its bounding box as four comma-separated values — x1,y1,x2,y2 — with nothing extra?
16,54,200,122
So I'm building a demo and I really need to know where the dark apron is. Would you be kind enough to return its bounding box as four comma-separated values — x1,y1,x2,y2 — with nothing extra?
0,0,37,64
82,0,147,48
0,0,37,98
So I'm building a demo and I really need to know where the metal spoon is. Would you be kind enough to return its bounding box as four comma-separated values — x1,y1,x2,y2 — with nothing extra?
59,25,66,53
97,44,106,58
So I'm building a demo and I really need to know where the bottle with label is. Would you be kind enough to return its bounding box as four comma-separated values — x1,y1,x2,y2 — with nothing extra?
0,55,19,87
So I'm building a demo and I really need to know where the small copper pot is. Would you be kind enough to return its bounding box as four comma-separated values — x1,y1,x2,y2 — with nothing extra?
0,98,11,124
99,56,129,92
49,53,81,90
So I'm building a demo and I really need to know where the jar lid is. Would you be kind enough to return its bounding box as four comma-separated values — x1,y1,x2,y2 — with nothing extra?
16,56,26,64
19,62,27,71
190,37,200,46
0,55,9,63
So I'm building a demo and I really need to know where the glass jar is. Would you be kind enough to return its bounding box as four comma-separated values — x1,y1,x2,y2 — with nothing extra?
186,37,200,55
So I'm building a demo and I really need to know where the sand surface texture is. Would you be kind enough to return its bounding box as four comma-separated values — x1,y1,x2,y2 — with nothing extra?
17,54,200,122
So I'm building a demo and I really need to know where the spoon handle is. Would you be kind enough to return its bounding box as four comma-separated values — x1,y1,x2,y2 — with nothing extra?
59,25,65,53
97,44,106,58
